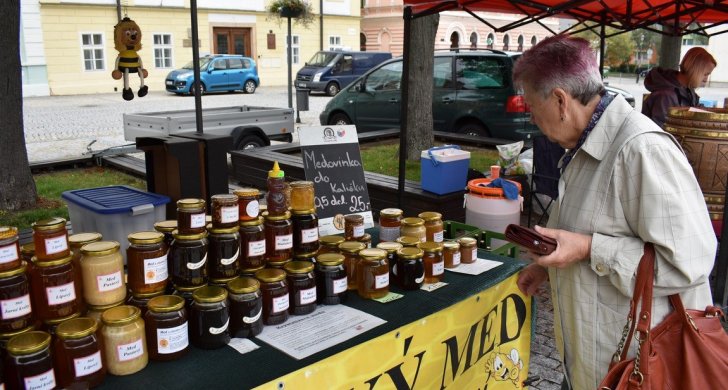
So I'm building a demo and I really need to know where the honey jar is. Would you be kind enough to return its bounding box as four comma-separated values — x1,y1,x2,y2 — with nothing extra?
254,268,289,325
418,242,445,284
315,253,347,305
32,217,70,261
443,241,461,268
145,294,189,361
289,181,315,212
100,305,148,375
5,331,56,389
189,286,231,349
400,217,426,242
458,237,478,264
291,209,320,255
339,241,366,291
211,193,239,229
206,225,241,281
176,198,207,235
53,317,106,388
0,262,33,333
395,247,425,290
239,216,266,270
378,208,403,243
226,277,263,338
234,187,261,222
418,211,444,243
357,248,389,299
264,211,293,263
127,231,168,295
80,241,127,307
283,261,317,315
318,235,345,255
153,220,177,248
344,214,365,240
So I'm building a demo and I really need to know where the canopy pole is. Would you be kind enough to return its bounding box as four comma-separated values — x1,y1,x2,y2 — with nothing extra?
599,16,606,80
190,0,203,134
398,6,413,209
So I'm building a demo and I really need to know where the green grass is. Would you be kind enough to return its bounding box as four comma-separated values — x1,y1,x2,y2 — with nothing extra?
0,167,145,230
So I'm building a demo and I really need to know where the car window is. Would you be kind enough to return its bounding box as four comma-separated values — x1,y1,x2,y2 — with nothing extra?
340,55,353,72
211,60,227,70
227,59,243,69
433,57,453,89
242,59,252,69
456,57,506,90
365,61,402,92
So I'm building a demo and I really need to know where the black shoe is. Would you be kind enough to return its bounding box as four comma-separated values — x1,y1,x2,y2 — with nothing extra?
122,88,134,101
138,85,148,98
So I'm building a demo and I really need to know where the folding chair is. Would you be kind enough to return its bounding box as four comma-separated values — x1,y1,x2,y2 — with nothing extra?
527,135,564,227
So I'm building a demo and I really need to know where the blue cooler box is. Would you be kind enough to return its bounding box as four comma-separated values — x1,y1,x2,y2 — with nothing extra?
420,146,471,195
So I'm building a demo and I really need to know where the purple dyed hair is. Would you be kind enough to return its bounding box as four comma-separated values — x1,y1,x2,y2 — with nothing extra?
513,34,603,105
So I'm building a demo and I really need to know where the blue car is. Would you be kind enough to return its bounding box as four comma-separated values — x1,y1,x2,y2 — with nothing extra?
165,55,259,95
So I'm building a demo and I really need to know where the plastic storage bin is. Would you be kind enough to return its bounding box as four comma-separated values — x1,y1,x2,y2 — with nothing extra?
61,186,170,262
420,146,471,195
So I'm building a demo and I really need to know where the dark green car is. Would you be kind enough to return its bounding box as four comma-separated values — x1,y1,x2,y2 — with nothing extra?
319,50,540,141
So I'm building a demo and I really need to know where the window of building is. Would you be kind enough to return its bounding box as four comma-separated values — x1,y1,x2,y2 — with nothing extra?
81,33,105,71
503,34,510,51
486,33,495,49
288,35,301,64
153,34,173,68
329,36,342,50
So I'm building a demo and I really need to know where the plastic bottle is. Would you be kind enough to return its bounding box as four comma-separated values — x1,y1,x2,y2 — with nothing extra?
266,161,290,216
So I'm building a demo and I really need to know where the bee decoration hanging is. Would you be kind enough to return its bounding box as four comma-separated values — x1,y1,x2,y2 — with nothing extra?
111,17,148,101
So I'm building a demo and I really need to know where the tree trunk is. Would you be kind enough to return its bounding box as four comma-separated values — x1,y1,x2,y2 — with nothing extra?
0,0,38,211
659,25,682,69
405,13,439,161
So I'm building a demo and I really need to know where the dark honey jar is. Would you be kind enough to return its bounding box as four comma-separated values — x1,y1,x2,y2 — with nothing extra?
145,295,188,361
283,261,317,315
5,331,56,389
318,235,345,255
153,220,177,248
206,225,241,280
189,286,230,349
264,211,293,263
176,198,207,235
315,253,347,305
239,217,266,270
226,277,263,338
53,317,106,388
254,268,289,326
211,194,239,229
291,209,320,255
168,230,208,288
0,262,34,334
395,247,425,290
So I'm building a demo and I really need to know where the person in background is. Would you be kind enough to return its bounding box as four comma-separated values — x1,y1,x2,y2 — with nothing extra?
513,35,716,390
642,47,717,127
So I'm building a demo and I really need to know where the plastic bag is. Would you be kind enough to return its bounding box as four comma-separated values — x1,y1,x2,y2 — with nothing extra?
497,141,525,175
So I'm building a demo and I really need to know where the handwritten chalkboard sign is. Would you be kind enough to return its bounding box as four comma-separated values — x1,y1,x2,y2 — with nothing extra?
299,125,374,235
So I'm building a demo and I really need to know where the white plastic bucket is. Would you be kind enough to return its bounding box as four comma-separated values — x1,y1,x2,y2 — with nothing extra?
464,178,523,248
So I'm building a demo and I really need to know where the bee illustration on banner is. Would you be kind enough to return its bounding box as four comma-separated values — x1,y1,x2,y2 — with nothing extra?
484,346,524,388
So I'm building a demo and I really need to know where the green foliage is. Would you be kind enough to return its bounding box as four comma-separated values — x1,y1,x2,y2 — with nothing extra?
266,0,316,29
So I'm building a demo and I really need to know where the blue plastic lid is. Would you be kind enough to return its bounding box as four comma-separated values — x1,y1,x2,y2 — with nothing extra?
61,185,170,214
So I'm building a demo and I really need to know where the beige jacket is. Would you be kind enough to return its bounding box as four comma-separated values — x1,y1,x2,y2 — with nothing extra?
546,95,716,390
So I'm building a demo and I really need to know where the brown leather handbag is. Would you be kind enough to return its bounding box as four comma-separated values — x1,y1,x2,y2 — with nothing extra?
598,243,728,390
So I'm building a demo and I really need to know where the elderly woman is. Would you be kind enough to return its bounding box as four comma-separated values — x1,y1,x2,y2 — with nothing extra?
513,35,716,390
642,47,716,127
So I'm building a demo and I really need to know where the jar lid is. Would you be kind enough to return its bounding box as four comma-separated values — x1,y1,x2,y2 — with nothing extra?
131,290,165,299
88,300,124,311
31,217,66,231
458,237,478,246
147,295,185,313
255,268,286,282
316,253,345,266
359,248,387,261
69,232,102,247
284,260,315,274
226,276,260,294
379,208,403,218
344,214,363,223
291,208,317,215
211,193,238,203
80,241,121,256
290,180,313,188
266,259,291,268
55,317,98,340
101,305,141,326
0,325,35,340
6,331,51,356
339,241,366,253
239,265,265,275
153,220,177,233
20,242,35,256
417,211,443,222
294,251,317,260
172,230,208,241
128,231,165,245
376,242,403,253
0,261,27,278
239,216,264,227
192,285,228,303
43,311,81,326
397,247,424,259
320,235,345,246
264,211,291,221
357,233,372,242
443,241,460,250
177,198,206,210
234,187,260,197
0,226,19,240
401,217,425,227
173,284,205,293
396,236,422,247
32,254,72,267
210,276,238,286
418,241,444,253
206,224,240,234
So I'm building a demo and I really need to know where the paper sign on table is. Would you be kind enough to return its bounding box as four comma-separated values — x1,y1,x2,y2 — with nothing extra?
227,338,260,355
445,258,502,275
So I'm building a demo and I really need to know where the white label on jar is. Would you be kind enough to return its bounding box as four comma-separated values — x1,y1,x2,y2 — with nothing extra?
299,286,317,305
209,318,229,335
221,248,240,266
73,350,103,377
220,206,239,224
96,270,123,292
248,239,266,256
433,261,445,276
117,338,144,362
379,227,400,242
246,200,260,218
375,273,389,289
433,231,444,243
333,277,348,294
452,252,461,266
190,212,206,229
353,225,365,238
23,368,55,390
0,294,31,319
44,235,68,255
46,282,76,306
415,272,425,284
275,234,293,250
301,227,319,244
471,247,478,260
0,243,18,264
392,264,398,276
244,308,262,324
272,294,289,313
187,253,207,270
157,322,189,354
144,255,168,284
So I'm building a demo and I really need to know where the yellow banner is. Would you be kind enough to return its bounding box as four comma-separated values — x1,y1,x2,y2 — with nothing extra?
255,273,533,389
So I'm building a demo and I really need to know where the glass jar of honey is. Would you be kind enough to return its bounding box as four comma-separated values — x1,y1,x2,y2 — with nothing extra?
443,241,461,268
42,311,80,337
357,248,389,299
226,277,263,338
418,211,444,243
239,265,265,278
318,235,345,255
86,300,123,326
20,242,35,264
339,241,366,291
153,220,177,248
211,193,239,229
190,286,231,349
396,236,421,248
172,284,204,309
100,305,148,376
32,217,70,261
29,254,81,322
315,253,347,305
458,237,478,264
126,290,164,318
265,161,290,216
0,226,21,273
168,230,208,288
376,241,403,280
264,211,293,263
234,187,261,222
344,214,365,240
291,209,319,255
207,225,240,281
293,251,317,263
358,233,372,249
239,216,266,270
176,198,207,235
395,247,425,290
69,232,102,272
80,241,127,307
283,261,317,315
126,231,167,296
378,208,403,243
289,181,315,212
5,331,56,389
53,316,106,388
418,242,445,284
145,294,188,361
400,217,426,242
0,262,33,334
254,268,289,325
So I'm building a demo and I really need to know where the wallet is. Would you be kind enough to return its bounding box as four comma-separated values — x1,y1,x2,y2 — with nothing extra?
504,224,557,255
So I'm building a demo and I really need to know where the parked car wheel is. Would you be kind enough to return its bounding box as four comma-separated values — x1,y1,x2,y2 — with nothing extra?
244,80,257,94
236,134,266,150
328,113,352,125
456,120,490,137
325,82,341,96
189,82,206,95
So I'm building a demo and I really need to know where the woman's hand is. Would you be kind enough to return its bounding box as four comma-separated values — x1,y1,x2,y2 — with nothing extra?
529,225,591,268
517,264,549,296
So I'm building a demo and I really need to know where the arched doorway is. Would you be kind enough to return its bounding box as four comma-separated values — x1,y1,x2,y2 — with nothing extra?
487,33,495,49
450,31,460,49
360,33,367,51
469,32,478,49
503,34,510,51
380,31,391,52
517,35,524,51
